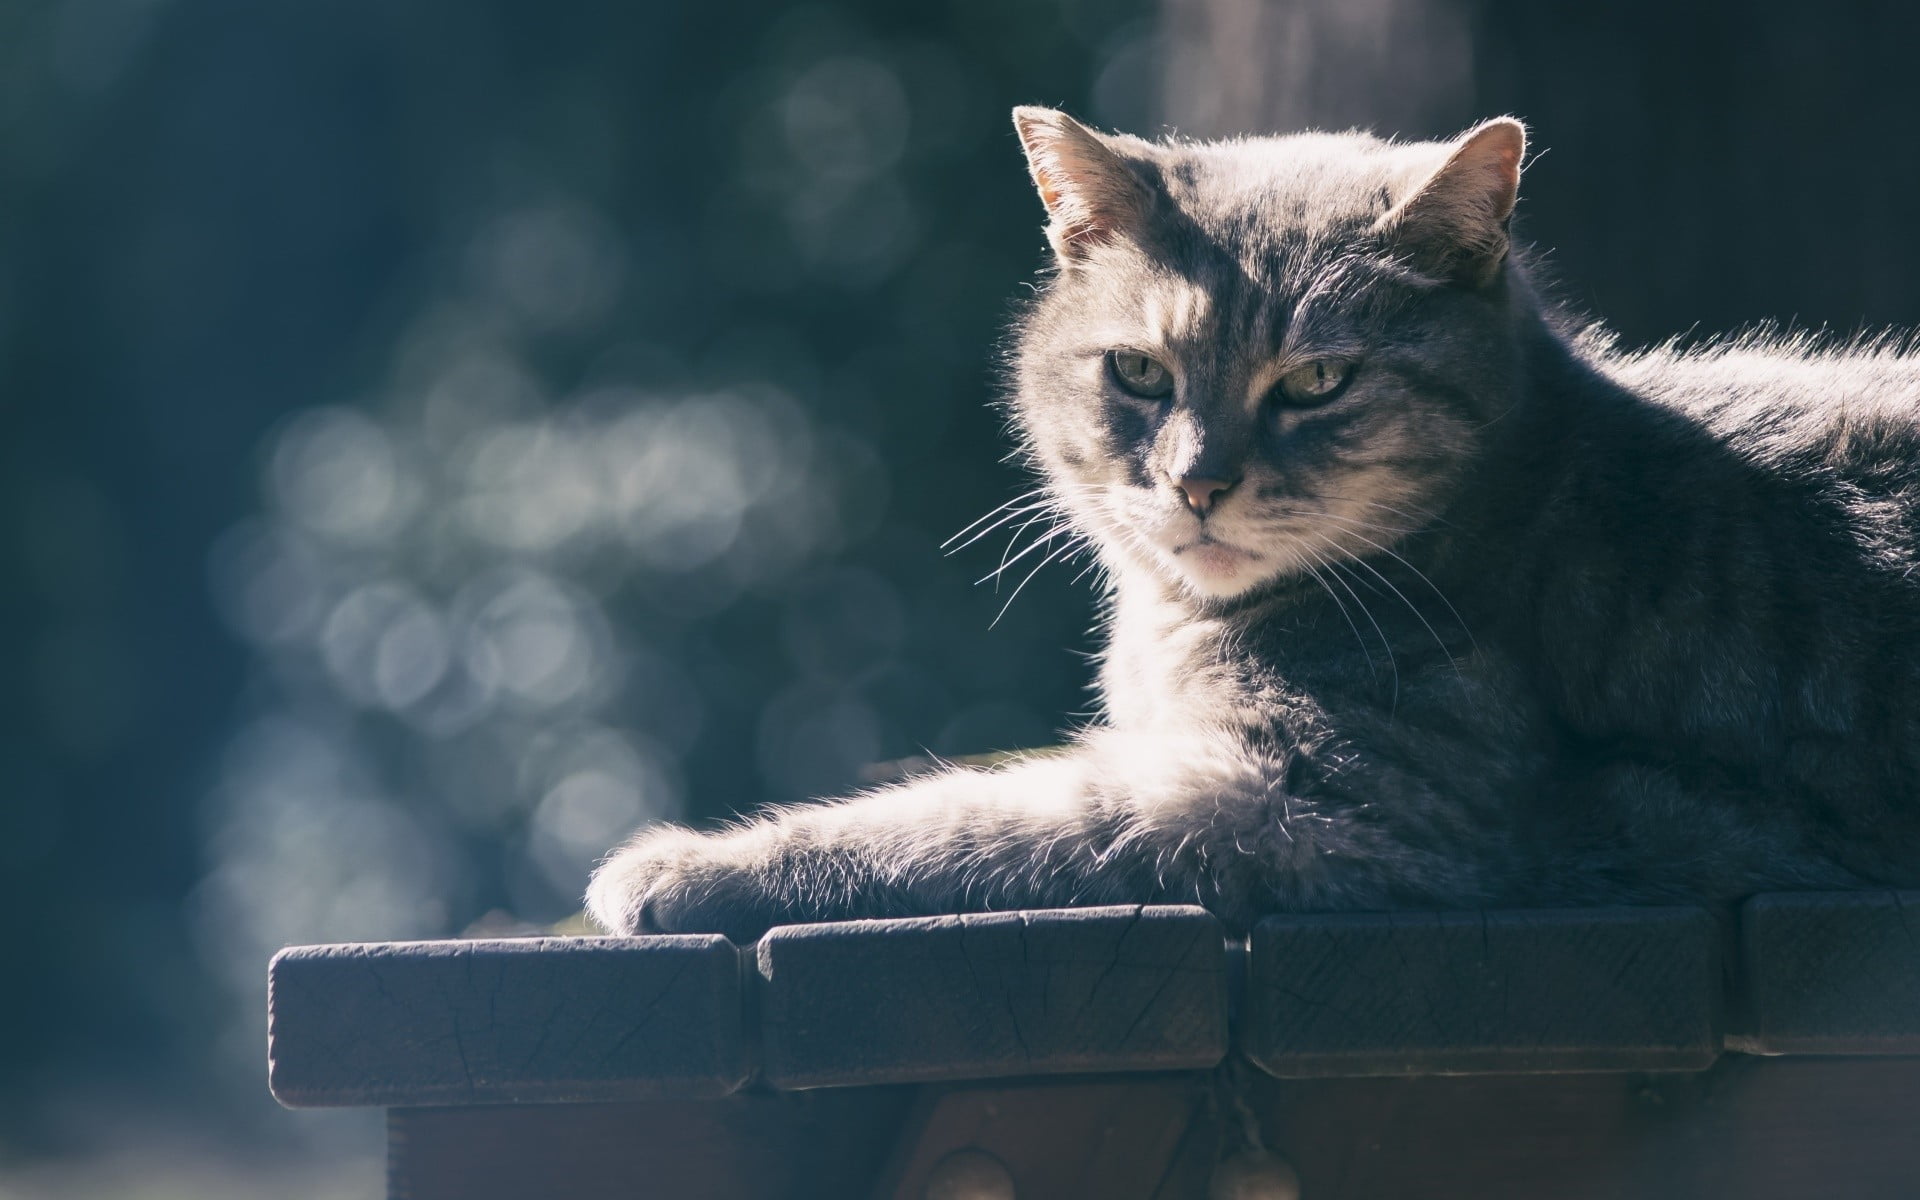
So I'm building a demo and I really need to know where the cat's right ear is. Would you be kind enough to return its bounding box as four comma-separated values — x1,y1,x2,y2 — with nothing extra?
1375,117,1527,288
1012,107,1149,261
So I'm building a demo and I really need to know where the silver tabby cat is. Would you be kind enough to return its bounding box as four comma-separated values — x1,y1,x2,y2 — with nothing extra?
587,107,1920,941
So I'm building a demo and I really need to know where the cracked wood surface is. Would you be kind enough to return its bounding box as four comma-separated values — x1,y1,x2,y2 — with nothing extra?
268,936,747,1107
268,892,1920,1111
757,905,1230,1089
1244,907,1723,1076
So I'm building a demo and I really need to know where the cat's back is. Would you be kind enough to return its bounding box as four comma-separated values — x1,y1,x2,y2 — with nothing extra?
1514,329,1920,744
1587,331,1920,483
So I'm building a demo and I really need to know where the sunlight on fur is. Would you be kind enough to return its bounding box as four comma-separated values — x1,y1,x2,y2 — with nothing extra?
587,107,1920,942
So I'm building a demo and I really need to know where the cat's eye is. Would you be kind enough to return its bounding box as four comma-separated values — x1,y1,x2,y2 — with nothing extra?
1107,350,1175,400
1275,359,1354,407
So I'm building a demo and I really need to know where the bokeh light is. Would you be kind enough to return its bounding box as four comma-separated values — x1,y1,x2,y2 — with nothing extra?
163,17,1161,1186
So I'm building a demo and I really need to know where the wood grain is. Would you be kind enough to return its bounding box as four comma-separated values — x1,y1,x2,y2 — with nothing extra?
756,905,1230,1089
1738,890,1920,1053
1243,907,1722,1076
269,935,748,1107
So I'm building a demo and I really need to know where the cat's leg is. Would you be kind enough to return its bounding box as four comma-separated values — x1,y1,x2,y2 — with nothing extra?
585,724,1497,939
586,752,1152,940
587,724,1363,939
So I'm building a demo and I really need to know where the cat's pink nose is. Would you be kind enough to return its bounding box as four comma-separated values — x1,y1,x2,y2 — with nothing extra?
1176,476,1235,515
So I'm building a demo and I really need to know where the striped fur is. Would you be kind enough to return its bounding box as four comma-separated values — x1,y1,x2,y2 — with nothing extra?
587,113,1920,940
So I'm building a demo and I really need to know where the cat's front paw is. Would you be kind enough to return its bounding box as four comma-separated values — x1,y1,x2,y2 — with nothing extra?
585,824,785,942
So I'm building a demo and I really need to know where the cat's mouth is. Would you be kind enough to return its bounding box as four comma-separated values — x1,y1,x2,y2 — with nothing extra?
1172,535,1255,559
1171,536,1262,578
1158,530,1304,598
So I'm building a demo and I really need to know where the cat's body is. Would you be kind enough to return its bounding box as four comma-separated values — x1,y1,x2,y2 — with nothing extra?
586,110,1920,941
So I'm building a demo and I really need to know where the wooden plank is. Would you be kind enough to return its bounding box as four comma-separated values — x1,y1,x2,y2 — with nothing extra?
269,935,748,1108
1738,890,1920,1054
387,1090,910,1200
1243,907,1720,1077
756,905,1229,1089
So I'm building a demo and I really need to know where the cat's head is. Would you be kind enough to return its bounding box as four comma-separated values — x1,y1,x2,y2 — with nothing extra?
1006,107,1528,602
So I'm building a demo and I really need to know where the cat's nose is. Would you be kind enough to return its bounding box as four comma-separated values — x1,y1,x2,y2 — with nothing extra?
1175,475,1236,516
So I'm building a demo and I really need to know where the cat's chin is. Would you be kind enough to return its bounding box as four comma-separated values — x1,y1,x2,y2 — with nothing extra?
1165,539,1278,599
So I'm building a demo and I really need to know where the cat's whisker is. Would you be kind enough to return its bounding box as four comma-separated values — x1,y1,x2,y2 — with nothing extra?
945,488,1043,540
949,481,1124,566
1313,519,1481,660
985,503,1069,580
943,492,1057,553
1297,541,1394,704
989,536,1084,629
1066,538,1107,587
1307,542,1398,689
1273,503,1478,661
978,521,1075,587
1269,508,1423,538
1311,531,1467,677
943,503,1054,554
1305,493,1454,532
1275,500,1430,537
1349,496,1455,531
947,510,1058,559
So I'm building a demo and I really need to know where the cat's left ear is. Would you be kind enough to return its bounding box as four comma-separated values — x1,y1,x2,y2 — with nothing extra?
1012,106,1150,261
1376,118,1526,288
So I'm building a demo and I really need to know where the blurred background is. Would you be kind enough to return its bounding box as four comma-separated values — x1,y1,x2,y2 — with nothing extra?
4,0,1919,1194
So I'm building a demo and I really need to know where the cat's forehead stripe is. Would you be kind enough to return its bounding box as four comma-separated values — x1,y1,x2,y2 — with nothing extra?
1144,282,1215,345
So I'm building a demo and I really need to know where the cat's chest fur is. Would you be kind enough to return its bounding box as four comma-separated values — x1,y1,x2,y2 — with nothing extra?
1099,575,1370,741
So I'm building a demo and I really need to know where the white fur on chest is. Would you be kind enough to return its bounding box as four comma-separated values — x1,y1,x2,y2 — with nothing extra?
1099,580,1267,734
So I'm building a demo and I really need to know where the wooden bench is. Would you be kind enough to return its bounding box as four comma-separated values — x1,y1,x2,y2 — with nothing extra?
267,893,1920,1199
